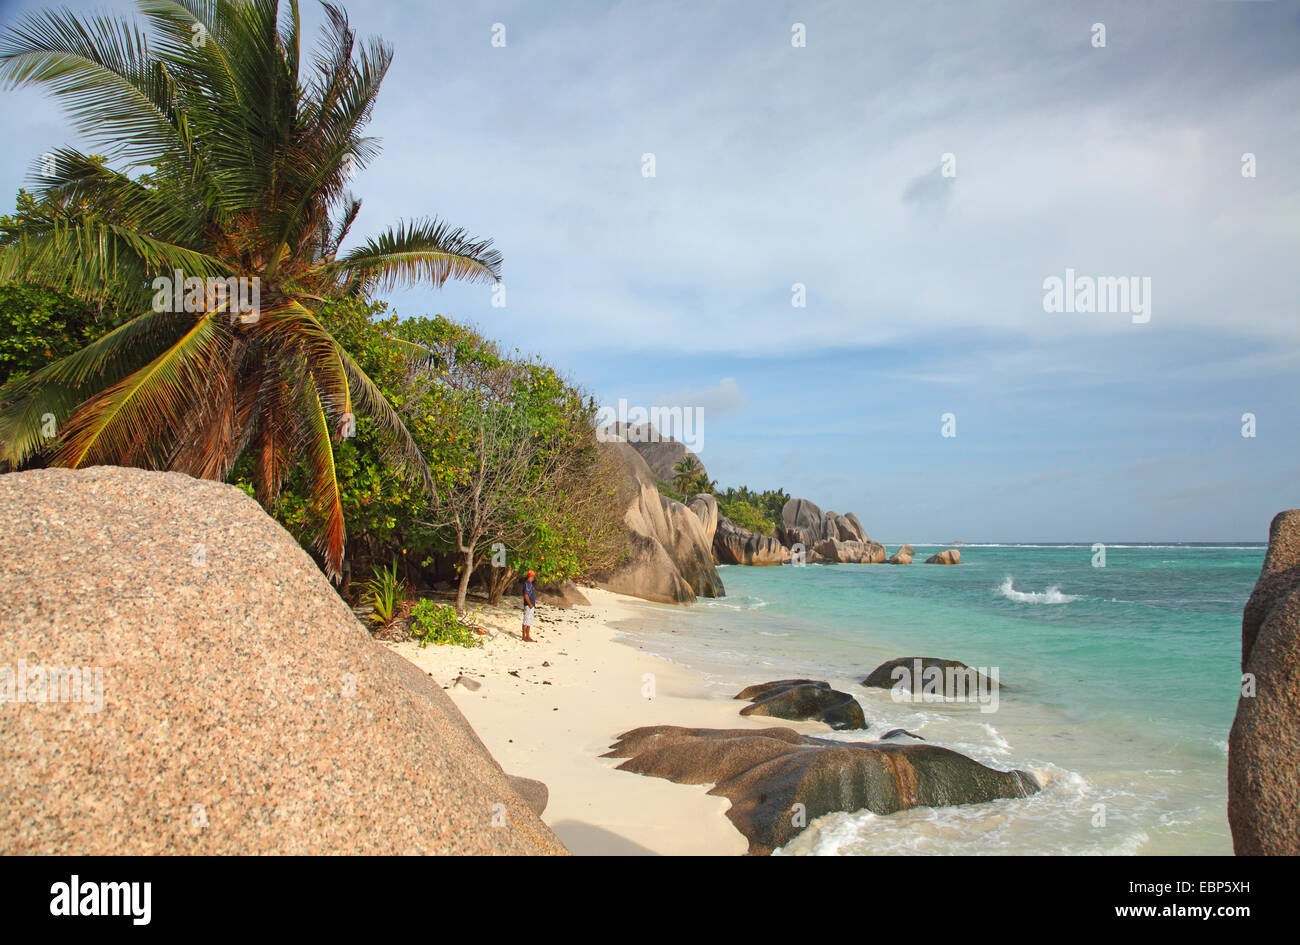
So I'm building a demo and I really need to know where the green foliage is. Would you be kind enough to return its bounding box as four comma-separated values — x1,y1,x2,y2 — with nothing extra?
411,598,482,648
654,479,687,504
241,297,625,594
0,278,112,390
671,455,708,495
364,560,406,626
717,485,790,533
0,4,502,579
717,497,774,536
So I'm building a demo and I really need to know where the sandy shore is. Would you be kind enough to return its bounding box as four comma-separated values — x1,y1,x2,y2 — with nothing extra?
386,587,821,855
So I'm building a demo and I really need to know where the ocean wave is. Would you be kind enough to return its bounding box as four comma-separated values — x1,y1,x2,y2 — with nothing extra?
996,577,1078,604
701,596,767,611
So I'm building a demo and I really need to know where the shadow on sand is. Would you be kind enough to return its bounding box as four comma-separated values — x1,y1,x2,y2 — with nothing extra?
549,820,660,856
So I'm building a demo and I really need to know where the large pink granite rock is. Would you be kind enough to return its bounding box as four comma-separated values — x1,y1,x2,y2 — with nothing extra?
1229,509,1300,855
0,466,565,855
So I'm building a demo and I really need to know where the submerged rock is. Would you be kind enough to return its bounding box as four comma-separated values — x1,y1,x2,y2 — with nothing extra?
881,728,925,740
1229,509,1300,855
734,679,828,701
924,549,962,565
603,725,1040,855
862,657,1003,694
735,679,866,730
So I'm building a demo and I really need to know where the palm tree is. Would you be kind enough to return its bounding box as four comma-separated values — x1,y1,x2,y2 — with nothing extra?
0,0,502,581
671,455,700,496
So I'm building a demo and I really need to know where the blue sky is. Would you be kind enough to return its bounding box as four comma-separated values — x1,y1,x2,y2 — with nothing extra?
1,0,1297,541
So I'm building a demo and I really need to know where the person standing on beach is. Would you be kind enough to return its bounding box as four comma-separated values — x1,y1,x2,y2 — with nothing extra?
522,570,537,642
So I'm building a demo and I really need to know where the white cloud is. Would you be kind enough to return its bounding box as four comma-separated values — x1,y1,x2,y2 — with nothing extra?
659,376,746,415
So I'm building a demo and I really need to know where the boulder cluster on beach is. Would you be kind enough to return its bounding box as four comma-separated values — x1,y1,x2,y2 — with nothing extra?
604,658,1041,855
589,431,961,604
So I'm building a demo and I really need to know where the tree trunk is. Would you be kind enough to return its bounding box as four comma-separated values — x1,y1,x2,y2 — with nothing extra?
487,565,516,605
455,548,474,613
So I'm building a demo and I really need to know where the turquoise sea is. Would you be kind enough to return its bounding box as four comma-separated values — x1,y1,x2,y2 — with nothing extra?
614,544,1265,855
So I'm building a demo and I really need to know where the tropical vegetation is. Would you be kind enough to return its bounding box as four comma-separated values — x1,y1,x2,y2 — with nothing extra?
0,0,629,620
411,598,481,649
0,0,503,581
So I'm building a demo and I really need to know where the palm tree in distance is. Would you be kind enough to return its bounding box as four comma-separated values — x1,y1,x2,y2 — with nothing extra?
671,456,702,496
0,0,503,580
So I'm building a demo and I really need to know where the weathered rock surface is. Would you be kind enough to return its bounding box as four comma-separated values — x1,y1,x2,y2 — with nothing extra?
0,467,566,855
507,775,549,818
616,423,708,485
925,549,962,565
862,657,1002,695
535,580,591,609
882,729,925,740
836,512,869,543
714,515,789,566
735,679,866,730
603,725,1040,855
777,497,834,549
813,537,887,564
777,498,878,557
687,492,718,544
1229,509,1300,855
734,679,828,700
594,441,724,604
887,544,914,564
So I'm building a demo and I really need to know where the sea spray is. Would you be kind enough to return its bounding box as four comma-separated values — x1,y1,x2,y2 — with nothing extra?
997,576,1078,604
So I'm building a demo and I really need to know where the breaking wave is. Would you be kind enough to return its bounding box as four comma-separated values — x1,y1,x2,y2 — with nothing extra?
997,576,1078,604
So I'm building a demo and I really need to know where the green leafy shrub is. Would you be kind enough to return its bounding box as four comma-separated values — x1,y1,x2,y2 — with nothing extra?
364,560,406,626
717,497,775,536
411,598,482,648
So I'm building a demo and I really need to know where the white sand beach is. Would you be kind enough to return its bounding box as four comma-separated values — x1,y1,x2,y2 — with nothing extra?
386,587,819,855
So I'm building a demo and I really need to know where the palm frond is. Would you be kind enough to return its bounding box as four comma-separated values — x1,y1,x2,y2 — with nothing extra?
0,8,180,169
291,377,346,582
0,307,186,466
332,217,503,293
51,307,227,468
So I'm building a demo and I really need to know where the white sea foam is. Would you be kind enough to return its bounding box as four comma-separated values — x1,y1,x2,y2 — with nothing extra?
996,576,1078,604
702,596,767,611
980,722,1012,754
